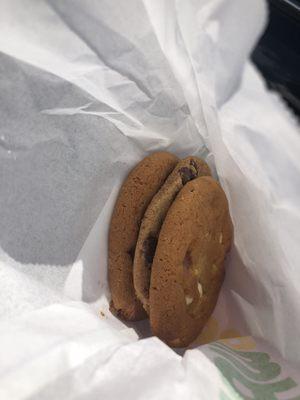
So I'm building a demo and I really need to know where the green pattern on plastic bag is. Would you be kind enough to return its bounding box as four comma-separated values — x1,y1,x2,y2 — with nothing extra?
209,342,299,400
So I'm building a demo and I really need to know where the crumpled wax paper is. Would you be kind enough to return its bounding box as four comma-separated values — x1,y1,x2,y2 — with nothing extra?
1,0,300,399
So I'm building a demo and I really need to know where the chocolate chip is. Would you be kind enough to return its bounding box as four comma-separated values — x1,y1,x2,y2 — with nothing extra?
179,167,197,185
183,251,192,269
143,235,158,266
127,247,135,261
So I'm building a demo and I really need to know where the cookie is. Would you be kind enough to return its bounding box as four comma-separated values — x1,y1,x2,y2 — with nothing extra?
108,152,179,321
149,176,233,347
133,157,211,313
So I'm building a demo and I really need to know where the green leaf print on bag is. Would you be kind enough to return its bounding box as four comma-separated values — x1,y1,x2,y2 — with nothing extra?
209,342,298,400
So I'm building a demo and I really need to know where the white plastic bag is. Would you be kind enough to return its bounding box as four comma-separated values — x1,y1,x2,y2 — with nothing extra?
1,0,300,399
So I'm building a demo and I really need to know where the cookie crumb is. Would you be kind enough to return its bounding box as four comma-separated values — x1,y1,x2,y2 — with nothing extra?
100,311,105,317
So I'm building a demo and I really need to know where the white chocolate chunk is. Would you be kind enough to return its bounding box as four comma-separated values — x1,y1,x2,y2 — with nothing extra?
185,295,193,305
197,282,203,297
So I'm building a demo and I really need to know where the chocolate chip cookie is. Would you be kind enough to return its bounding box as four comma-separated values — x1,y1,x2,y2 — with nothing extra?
149,176,233,347
133,157,211,313
108,152,179,321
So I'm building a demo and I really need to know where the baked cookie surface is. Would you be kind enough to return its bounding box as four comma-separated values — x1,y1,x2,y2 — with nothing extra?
149,176,233,346
108,152,178,321
133,157,211,313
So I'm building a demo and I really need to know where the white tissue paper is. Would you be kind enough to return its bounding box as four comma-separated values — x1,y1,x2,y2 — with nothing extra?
1,0,300,399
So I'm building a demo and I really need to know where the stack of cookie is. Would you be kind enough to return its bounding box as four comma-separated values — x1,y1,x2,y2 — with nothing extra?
108,152,233,347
